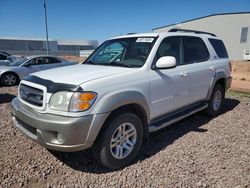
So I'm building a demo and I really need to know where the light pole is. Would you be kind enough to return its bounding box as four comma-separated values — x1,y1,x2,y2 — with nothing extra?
44,0,49,55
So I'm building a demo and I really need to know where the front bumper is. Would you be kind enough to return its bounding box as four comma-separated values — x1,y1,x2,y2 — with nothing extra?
11,97,108,152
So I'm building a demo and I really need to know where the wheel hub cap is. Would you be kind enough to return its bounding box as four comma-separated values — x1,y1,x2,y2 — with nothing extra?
110,122,137,159
213,90,222,111
4,75,16,85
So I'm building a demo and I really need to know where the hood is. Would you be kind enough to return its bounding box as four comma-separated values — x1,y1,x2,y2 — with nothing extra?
0,65,9,71
32,64,133,85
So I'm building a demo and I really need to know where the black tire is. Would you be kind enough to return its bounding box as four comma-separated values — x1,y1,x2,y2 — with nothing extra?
91,112,143,170
205,84,225,117
1,73,19,86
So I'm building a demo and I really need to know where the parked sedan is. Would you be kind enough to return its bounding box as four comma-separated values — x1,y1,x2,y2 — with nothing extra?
0,55,77,86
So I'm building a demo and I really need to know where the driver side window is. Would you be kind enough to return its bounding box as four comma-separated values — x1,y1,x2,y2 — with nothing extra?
26,58,44,66
154,36,182,65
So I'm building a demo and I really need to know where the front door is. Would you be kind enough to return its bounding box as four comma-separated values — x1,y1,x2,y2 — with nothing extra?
149,36,190,120
22,57,45,75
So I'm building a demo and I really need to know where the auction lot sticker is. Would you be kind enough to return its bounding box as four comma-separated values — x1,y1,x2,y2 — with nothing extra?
136,38,154,43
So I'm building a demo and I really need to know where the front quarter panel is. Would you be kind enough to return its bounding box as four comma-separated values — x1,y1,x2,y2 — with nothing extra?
95,90,150,121
85,90,150,144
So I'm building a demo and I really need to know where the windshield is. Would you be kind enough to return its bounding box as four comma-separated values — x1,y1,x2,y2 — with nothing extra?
84,37,157,68
8,58,28,66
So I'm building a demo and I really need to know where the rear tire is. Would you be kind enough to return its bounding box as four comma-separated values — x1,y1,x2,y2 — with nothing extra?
91,112,143,170
205,84,225,117
1,73,19,86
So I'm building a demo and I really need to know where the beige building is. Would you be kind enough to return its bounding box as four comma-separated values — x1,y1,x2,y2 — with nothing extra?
153,12,250,60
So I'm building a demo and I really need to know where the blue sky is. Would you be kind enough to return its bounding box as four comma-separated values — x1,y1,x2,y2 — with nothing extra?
0,0,249,43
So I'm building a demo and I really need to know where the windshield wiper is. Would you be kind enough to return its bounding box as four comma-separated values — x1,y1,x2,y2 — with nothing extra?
84,61,97,65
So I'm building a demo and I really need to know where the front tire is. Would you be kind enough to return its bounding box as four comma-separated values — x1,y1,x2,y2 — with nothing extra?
91,113,143,170
205,84,225,117
1,73,19,86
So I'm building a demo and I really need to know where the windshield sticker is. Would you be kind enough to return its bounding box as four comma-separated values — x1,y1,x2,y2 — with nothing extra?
136,38,154,43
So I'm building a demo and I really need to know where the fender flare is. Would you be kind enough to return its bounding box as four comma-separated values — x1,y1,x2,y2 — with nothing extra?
0,71,20,83
86,90,150,143
206,71,227,100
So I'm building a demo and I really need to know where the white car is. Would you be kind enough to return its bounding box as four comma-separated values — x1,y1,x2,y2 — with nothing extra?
0,55,77,86
12,29,232,169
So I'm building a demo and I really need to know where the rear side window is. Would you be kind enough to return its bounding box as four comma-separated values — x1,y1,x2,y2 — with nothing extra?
44,57,61,64
208,39,228,58
182,36,209,64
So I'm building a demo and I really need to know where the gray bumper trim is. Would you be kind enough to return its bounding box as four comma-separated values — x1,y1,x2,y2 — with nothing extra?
11,97,109,152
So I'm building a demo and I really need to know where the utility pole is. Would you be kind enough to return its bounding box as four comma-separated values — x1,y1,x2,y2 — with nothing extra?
44,0,49,55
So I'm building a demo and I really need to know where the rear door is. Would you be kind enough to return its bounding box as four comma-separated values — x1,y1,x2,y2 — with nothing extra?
181,36,214,104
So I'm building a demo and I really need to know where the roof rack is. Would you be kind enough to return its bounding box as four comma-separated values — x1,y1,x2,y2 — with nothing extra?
168,28,216,37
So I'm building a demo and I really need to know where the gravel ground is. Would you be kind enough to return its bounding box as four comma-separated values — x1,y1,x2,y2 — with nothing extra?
0,86,249,188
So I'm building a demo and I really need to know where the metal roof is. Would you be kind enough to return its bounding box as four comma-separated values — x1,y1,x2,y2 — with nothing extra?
153,12,250,30
0,37,97,45
0,36,55,41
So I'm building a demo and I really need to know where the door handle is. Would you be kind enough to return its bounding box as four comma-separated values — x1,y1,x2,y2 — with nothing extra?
209,66,215,71
180,71,189,77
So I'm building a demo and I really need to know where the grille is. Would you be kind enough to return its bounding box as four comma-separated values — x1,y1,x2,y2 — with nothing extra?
19,84,44,107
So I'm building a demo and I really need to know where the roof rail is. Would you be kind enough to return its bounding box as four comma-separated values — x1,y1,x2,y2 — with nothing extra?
168,28,217,37
127,33,137,35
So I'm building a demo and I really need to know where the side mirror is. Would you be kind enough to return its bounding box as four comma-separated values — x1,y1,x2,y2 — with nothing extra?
155,56,176,69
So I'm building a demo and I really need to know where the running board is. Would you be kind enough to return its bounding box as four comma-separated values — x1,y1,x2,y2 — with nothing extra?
148,102,208,132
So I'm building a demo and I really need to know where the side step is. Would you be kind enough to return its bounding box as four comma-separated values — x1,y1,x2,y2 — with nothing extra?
148,102,208,132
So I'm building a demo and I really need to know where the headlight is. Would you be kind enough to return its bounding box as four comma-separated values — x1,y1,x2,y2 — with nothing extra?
49,91,73,111
49,91,97,112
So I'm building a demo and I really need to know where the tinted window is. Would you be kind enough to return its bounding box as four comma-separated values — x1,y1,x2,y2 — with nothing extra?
44,57,61,64
155,36,182,65
0,54,7,60
26,58,44,66
240,27,248,43
209,39,228,58
182,36,209,63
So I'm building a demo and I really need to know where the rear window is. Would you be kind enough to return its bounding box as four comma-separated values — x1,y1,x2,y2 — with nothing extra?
208,39,228,58
182,36,210,64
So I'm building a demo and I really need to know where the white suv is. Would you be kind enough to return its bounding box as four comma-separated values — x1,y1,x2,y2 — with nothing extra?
11,29,232,169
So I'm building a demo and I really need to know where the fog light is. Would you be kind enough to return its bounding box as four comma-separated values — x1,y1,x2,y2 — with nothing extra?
57,133,65,143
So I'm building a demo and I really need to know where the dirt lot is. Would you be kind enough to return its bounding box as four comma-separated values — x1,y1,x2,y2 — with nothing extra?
231,61,250,92
61,56,87,63
0,86,249,188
